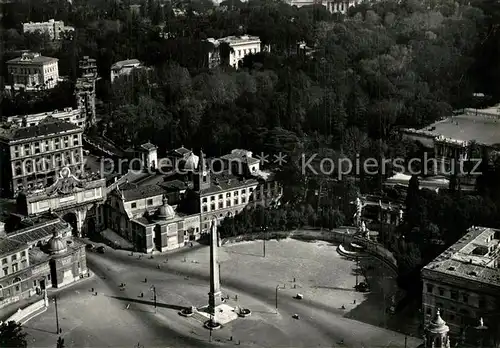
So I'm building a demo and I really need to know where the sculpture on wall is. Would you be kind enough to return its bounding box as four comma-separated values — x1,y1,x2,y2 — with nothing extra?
46,167,84,196
352,197,367,228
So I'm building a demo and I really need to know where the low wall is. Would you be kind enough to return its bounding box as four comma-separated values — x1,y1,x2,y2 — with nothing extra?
2,299,47,325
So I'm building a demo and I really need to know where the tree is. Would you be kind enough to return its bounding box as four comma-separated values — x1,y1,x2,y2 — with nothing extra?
57,336,65,348
0,321,27,348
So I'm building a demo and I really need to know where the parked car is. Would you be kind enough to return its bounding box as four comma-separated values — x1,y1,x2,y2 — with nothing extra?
86,244,94,250
96,246,105,253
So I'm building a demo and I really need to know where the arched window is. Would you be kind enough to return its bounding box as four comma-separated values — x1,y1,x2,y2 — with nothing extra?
13,277,22,292
0,285,3,298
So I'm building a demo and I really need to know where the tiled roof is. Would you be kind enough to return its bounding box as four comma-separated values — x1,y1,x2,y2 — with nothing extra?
0,238,27,258
167,146,191,157
8,219,69,245
122,184,165,202
200,173,258,195
0,117,80,141
220,150,260,165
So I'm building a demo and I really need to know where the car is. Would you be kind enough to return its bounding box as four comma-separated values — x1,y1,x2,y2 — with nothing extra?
355,282,370,292
96,246,105,253
85,244,94,250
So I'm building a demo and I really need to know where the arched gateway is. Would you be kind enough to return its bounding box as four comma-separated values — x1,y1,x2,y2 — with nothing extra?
20,167,107,237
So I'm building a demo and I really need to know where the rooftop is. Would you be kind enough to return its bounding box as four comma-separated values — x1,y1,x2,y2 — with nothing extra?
111,59,142,70
210,35,261,46
220,149,260,165
8,218,70,246
406,111,500,147
422,226,500,287
200,172,258,195
0,238,27,258
0,117,81,142
7,52,58,65
120,184,166,202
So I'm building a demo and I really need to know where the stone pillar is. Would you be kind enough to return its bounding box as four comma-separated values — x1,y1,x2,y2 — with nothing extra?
208,218,222,321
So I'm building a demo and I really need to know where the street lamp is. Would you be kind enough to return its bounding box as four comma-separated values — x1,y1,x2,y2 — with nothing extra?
261,225,268,257
53,296,61,334
150,285,157,313
275,285,280,312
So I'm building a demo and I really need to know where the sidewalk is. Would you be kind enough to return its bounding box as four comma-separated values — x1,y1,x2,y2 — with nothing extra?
100,229,134,250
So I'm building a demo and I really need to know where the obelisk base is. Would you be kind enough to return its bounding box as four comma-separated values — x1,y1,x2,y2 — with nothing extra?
208,291,223,317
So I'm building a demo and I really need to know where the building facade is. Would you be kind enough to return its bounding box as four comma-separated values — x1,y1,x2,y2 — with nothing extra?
0,216,87,310
287,0,364,14
421,226,500,339
0,117,84,197
207,35,263,69
110,59,146,83
22,19,74,40
6,52,59,90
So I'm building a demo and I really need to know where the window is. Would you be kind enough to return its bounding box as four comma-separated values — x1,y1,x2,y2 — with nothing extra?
462,294,469,304
436,302,443,310
249,188,254,192
33,280,37,287
202,198,208,203
203,206,208,212
241,189,246,195
438,288,444,296
218,202,223,209
21,260,26,269
226,192,231,198
211,204,215,211
450,291,458,300
210,196,215,201
218,194,223,199
11,254,17,261
226,200,231,207
2,268,8,276
241,197,246,204
147,199,153,206
48,274,51,281
12,264,18,273
1,259,6,265
131,203,137,208
234,198,238,205
426,307,431,315
234,191,239,196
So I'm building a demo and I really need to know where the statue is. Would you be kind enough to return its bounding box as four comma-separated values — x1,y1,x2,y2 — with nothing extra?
352,197,366,228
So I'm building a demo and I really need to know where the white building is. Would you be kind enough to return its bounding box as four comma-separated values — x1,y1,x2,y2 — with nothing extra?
22,19,74,41
6,52,59,90
207,35,264,69
4,108,85,129
110,59,144,83
287,0,364,14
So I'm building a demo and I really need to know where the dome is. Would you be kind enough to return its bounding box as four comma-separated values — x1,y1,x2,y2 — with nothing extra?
427,309,449,334
183,152,199,172
157,196,175,220
48,231,67,255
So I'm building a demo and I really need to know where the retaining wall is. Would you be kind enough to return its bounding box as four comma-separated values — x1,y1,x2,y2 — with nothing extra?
2,299,47,325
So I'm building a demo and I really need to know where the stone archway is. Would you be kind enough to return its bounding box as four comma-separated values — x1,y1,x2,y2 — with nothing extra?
62,212,78,236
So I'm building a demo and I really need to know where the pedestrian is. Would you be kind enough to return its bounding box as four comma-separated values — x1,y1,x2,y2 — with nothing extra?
293,277,296,282
144,278,147,283
230,336,233,341
353,300,356,304
95,291,98,296
235,294,238,301
140,292,144,298
157,264,160,269
126,304,130,310
91,287,94,292
341,305,345,309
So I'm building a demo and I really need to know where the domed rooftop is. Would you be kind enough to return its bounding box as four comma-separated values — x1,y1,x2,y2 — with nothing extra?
48,230,67,255
157,196,175,220
183,152,199,172
427,309,449,334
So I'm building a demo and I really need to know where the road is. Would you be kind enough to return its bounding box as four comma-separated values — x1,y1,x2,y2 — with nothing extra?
25,240,422,347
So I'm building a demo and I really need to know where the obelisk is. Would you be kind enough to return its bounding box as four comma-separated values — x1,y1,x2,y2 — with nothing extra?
208,218,222,320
